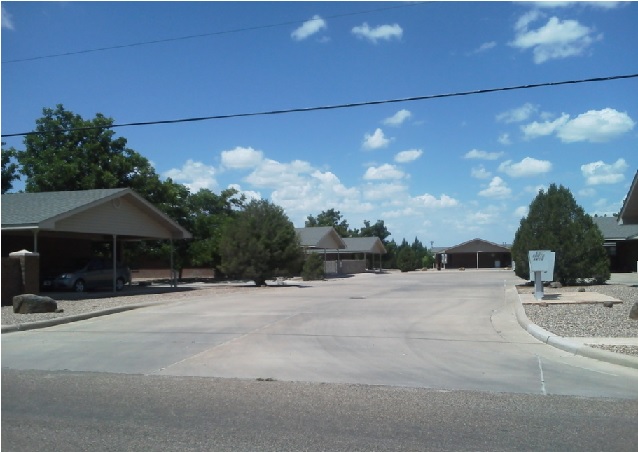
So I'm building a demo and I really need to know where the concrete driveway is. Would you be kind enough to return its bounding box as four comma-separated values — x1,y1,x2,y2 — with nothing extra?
2,270,637,397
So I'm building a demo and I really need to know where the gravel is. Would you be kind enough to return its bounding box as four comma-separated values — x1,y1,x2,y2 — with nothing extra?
520,284,638,356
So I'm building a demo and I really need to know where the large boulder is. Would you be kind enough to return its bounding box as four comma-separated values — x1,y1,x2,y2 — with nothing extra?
13,294,58,314
630,302,638,321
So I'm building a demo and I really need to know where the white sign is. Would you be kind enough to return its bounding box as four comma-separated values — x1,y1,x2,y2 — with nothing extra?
528,250,555,282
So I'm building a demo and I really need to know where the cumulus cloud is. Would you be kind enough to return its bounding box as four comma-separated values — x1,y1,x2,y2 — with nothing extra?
522,108,634,142
472,41,497,54
496,103,538,123
362,128,391,150
514,205,529,218
510,13,601,63
221,146,264,169
2,5,14,30
394,149,422,163
245,158,313,187
478,177,512,199
557,108,635,143
291,15,327,41
471,165,492,179
383,109,412,126
227,184,261,202
498,157,552,177
414,193,459,208
352,22,403,43
363,164,405,180
362,182,408,201
581,158,628,185
498,133,512,145
521,113,570,140
463,149,504,160
163,159,217,192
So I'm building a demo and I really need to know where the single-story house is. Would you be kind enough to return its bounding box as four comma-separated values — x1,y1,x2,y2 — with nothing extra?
593,216,638,273
435,238,511,269
619,170,638,225
2,188,192,293
308,236,387,274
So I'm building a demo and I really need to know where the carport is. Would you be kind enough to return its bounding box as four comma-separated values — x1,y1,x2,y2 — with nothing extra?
436,238,511,269
1,188,192,292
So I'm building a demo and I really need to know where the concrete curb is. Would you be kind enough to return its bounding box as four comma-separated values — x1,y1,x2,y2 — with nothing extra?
1,302,156,334
513,291,638,370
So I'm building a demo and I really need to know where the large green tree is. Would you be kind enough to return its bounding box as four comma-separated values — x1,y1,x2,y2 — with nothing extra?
511,184,609,285
16,105,163,198
219,199,304,286
305,208,350,237
1,147,20,194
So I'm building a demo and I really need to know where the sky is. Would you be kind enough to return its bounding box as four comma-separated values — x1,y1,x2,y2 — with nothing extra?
2,1,637,247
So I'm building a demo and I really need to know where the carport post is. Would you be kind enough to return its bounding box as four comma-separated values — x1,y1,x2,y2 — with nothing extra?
170,239,176,287
112,234,117,293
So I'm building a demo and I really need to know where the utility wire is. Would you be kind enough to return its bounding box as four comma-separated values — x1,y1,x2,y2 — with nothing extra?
2,73,637,138
2,2,430,64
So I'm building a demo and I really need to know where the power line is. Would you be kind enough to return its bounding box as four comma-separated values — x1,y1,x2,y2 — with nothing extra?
2,73,637,138
2,2,430,64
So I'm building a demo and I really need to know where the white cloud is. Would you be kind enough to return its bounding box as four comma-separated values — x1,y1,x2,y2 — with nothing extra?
498,133,512,145
478,177,512,199
472,41,497,54
245,158,313,187
525,184,548,194
163,159,217,192
498,157,552,177
471,165,492,179
578,187,596,197
2,5,14,30
510,15,601,63
534,1,623,9
414,193,459,208
581,158,628,185
464,149,504,160
514,206,529,218
291,15,327,41
362,128,391,150
394,149,422,163
363,164,405,180
227,184,262,202
496,103,538,123
521,113,570,140
383,109,412,126
362,182,408,201
221,146,264,169
352,22,403,43
557,108,635,143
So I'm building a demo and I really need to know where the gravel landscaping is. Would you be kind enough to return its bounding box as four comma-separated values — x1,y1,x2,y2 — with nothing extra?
520,284,638,357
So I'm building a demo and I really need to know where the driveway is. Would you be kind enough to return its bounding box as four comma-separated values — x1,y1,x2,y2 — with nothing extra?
2,270,637,397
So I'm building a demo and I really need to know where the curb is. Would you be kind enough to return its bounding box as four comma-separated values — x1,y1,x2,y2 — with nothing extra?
513,291,638,370
1,302,156,334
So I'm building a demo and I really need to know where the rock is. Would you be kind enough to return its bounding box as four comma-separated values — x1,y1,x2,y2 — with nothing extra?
549,281,562,289
578,287,586,292
13,294,58,314
538,301,549,307
630,302,638,320
603,301,614,308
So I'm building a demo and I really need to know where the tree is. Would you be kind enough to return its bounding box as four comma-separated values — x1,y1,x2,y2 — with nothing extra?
301,253,325,281
397,247,417,272
357,220,391,243
1,146,20,194
219,199,304,286
511,184,610,285
305,208,350,237
16,105,163,198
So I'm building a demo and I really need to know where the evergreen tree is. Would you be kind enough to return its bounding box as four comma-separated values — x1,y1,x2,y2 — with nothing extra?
305,208,350,237
397,246,417,272
219,199,304,286
511,184,609,285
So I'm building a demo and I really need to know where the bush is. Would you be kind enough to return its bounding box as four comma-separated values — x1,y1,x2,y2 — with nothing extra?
397,247,417,272
301,254,325,281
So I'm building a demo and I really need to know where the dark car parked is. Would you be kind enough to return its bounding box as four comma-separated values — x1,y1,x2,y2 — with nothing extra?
47,258,131,292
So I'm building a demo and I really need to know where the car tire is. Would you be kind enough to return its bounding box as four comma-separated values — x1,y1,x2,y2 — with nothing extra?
73,279,86,293
116,278,125,291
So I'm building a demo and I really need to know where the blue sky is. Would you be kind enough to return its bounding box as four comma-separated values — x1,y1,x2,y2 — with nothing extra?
2,1,637,247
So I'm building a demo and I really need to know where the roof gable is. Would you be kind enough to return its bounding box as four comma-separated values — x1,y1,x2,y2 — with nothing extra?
619,170,638,225
342,237,387,254
444,238,510,254
296,227,346,249
2,189,191,240
593,216,638,240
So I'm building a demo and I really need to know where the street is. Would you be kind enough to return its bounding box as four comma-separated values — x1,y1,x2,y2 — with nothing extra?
2,270,638,450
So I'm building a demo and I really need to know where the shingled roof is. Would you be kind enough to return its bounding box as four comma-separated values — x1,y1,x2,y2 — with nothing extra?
593,216,638,241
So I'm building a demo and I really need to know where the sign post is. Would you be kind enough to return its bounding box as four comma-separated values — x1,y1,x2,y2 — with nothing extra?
528,250,555,300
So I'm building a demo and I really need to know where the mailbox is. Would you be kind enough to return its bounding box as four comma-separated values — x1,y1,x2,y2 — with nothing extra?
528,250,555,282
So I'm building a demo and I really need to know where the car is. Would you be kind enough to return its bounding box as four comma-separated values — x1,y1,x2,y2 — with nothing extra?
52,258,131,292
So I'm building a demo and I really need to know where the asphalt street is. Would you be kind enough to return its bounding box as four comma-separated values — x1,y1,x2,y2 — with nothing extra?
2,270,637,397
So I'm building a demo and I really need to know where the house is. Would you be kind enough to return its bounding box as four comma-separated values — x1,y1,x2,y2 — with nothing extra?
435,238,511,269
295,227,387,274
619,170,638,225
2,188,192,297
592,216,638,273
